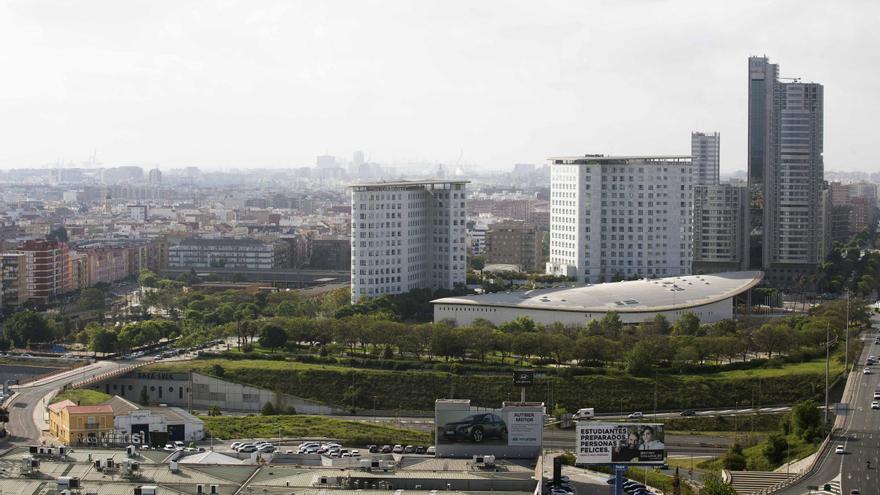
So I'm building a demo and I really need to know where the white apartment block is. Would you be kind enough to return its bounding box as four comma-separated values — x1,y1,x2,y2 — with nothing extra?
691,131,720,185
546,155,694,284
350,180,468,303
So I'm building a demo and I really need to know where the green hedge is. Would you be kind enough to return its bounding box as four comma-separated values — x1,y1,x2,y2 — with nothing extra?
150,359,837,413
200,414,431,445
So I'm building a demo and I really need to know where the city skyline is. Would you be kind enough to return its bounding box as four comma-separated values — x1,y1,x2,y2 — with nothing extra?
1,1,878,172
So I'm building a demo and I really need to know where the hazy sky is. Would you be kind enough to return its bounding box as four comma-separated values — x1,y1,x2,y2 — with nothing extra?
1,0,877,173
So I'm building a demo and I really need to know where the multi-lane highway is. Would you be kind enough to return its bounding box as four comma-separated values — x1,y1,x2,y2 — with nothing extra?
775,312,880,495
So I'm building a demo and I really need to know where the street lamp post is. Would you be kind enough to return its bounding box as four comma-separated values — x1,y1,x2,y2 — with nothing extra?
825,323,830,425
786,437,791,476
845,289,850,372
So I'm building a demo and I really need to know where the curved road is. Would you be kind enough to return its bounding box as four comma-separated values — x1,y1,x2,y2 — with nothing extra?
775,313,880,495
3,360,123,444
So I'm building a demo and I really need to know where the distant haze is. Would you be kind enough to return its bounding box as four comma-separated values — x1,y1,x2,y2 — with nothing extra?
0,0,877,173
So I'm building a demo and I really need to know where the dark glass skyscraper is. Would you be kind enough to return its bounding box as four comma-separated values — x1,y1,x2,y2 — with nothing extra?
747,56,827,287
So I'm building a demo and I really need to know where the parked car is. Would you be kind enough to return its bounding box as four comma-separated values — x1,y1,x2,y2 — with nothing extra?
415,446,426,454
230,442,244,451
872,401,879,410
679,410,695,417
163,444,175,451
368,445,379,453
392,444,404,454
381,445,393,453
258,445,276,453
442,413,508,443
404,445,415,453
627,412,644,419
426,446,436,455
238,445,258,453
174,441,185,449
351,449,360,457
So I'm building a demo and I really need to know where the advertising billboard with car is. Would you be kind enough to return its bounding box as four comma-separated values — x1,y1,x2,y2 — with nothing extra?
576,423,665,465
435,399,544,458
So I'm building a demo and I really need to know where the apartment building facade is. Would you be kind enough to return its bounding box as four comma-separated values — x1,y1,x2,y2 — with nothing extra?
17,239,70,303
485,221,543,272
693,183,749,273
349,180,468,303
546,155,693,283
691,131,720,186
168,238,284,270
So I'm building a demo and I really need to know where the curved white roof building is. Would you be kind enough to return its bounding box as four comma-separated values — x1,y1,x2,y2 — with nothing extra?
432,271,763,326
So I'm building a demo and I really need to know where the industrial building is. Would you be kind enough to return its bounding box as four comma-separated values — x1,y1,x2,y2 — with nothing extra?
433,271,763,327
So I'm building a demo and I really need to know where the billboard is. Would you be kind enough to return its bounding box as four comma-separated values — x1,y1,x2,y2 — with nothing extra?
576,423,665,465
435,399,544,458
513,370,535,386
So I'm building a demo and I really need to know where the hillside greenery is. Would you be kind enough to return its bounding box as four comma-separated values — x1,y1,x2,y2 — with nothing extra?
199,414,431,445
51,388,112,406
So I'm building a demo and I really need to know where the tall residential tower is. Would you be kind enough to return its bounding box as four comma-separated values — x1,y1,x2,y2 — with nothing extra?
546,155,693,283
350,180,468,302
747,56,827,286
691,132,720,185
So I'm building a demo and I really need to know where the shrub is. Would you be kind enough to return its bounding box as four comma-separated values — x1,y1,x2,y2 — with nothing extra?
261,401,277,416
211,364,225,377
762,433,787,465
722,443,747,470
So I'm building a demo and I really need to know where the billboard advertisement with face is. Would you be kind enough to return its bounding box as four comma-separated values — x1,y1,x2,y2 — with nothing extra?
576,423,666,465
435,399,544,458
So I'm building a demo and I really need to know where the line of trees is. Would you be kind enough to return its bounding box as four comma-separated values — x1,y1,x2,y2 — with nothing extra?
213,296,866,375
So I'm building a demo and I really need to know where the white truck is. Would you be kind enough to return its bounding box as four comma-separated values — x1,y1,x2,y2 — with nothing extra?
573,408,595,420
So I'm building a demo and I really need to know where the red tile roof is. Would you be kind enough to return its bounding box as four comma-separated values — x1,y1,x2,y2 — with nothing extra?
48,400,76,413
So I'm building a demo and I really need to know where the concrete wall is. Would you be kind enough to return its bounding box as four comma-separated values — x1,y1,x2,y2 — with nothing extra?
434,297,733,327
92,371,342,414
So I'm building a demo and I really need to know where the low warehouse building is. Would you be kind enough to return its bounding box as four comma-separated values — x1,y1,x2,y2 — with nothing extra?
432,271,763,327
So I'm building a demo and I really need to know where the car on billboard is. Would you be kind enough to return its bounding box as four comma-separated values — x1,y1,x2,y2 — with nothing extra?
442,413,508,443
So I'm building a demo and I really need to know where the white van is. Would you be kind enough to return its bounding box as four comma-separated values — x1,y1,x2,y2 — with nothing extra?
573,408,595,420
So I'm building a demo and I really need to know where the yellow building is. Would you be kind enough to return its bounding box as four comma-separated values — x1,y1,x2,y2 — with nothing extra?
48,400,114,445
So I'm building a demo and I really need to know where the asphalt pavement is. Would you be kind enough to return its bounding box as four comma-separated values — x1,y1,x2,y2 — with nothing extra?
2,360,123,445
775,313,880,495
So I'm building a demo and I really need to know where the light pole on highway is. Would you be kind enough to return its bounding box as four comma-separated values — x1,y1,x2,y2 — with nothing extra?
824,322,830,425
845,289,850,372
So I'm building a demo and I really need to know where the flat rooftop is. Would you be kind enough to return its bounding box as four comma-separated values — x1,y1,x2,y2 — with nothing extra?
548,155,691,165
0,447,536,495
433,271,763,313
349,179,469,189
